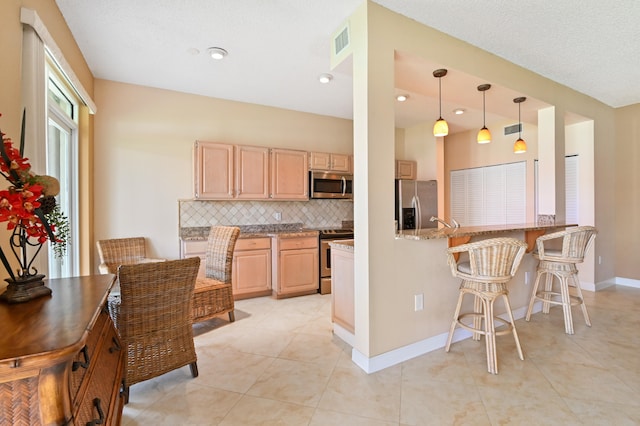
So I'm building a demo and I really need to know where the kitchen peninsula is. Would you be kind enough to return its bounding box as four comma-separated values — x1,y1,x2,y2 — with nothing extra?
331,222,576,351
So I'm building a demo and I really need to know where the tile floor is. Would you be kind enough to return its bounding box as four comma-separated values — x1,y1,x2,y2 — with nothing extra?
121,285,640,425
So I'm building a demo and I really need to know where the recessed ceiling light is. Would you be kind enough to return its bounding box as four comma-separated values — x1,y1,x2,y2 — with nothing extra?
207,47,228,60
453,108,466,115
396,94,409,102
318,73,333,84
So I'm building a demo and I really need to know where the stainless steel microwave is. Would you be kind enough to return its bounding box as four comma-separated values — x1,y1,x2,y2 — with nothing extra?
309,171,353,199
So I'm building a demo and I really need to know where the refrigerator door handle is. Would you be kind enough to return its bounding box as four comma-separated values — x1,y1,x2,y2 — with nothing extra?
413,195,422,229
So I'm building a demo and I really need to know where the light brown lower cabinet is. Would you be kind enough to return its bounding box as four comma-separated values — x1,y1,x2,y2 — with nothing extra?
331,242,355,333
232,237,272,299
0,275,124,425
181,237,272,298
271,235,319,299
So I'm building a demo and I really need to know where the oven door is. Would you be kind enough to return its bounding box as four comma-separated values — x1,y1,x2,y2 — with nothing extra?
320,239,332,278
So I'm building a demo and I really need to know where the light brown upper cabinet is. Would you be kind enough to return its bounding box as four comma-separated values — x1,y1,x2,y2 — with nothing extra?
235,145,270,199
194,141,234,199
270,148,309,200
309,152,352,173
396,159,417,180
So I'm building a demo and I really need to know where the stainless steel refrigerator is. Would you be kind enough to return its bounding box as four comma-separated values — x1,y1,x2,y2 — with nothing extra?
395,179,438,230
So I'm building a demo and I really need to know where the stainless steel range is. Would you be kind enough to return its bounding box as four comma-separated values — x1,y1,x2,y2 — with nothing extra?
318,229,354,294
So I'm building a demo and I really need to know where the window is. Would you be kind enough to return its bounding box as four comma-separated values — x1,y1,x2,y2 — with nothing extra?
46,60,79,278
450,162,526,226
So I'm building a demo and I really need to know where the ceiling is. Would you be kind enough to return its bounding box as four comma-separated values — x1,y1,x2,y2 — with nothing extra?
55,0,639,133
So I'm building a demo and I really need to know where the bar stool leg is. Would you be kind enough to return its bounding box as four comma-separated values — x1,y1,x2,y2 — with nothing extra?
445,289,465,352
484,297,498,374
571,273,591,327
525,270,543,321
542,272,554,314
472,293,483,341
502,294,524,361
559,274,574,334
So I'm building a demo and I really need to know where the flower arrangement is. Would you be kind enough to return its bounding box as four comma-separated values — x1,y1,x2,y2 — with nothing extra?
0,110,69,300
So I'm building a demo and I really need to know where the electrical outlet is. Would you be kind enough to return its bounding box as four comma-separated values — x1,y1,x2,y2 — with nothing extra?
414,294,424,311
274,212,282,221
525,272,530,285
598,256,602,265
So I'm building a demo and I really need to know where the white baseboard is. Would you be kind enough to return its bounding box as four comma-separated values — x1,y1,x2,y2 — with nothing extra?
349,303,543,374
614,277,640,289
332,323,355,347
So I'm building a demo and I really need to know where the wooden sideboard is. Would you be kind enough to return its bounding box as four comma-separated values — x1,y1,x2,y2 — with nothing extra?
0,275,125,425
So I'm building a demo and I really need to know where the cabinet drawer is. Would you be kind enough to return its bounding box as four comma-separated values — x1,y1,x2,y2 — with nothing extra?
236,237,270,251
69,309,109,408
74,319,124,425
278,237,317,250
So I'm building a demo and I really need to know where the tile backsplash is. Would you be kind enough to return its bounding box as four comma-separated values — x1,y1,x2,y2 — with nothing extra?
179,199,353,229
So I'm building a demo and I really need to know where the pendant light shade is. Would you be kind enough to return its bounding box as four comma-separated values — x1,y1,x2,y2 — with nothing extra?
477,84,492,144
513,97,527,154
433,69,449,137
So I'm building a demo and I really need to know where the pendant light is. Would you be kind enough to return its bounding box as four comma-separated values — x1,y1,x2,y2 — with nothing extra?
513,97,527,153
432,69,449,137
477,84,491,144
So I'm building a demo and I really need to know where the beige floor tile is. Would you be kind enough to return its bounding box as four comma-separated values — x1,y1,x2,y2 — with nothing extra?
400,379,490,425
318,364,402,422
247,358,333,406
310,408,399,425
122,382,241,426
278,332,344,369
225,326,295,357
564,397,640,425
194,346,276,393
218,395,315,425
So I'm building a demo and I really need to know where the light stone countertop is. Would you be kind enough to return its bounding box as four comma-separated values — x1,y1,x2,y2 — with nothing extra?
329,239,354,251
395,222,576,241
180,224,318,241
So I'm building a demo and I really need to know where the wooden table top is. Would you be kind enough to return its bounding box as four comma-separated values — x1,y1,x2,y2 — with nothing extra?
0,274,116,366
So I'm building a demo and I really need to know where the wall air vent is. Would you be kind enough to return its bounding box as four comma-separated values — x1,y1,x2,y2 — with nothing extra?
504,123,522,135
334,25,350,56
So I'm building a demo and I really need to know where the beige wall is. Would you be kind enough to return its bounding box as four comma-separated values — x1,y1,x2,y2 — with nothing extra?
615,103,640,280
93,80,353,267
0,0,94,279
349,2,620,362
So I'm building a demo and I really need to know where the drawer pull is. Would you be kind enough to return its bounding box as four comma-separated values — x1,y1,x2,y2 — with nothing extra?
86,397,105,425
72,346,90,371
109,336,121,353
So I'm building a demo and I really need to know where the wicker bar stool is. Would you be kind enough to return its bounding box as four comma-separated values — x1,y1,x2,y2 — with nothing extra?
445,237,528,374
525,226,597,334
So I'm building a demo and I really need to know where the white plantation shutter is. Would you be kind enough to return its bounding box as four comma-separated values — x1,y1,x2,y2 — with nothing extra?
565,155,578,223
450,162,526,226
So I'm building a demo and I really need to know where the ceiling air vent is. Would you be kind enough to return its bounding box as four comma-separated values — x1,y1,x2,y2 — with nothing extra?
504,123,522,135
334,25,350,56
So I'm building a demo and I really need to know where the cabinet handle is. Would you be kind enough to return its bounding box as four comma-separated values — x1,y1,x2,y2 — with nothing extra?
109,336,121,353
85,398,105,425
72,345,90,371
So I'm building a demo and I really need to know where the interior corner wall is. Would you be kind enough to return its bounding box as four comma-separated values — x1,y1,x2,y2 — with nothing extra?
615,103,640,280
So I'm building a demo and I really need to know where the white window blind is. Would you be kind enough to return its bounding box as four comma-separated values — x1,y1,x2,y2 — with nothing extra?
565,155,578,223
450,162,526,226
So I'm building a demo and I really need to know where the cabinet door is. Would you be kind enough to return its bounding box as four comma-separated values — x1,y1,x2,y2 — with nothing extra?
236,145,270,199
277,247,318,295
396,160,417,180
331,248,354,333
270,149,309,200
194,141,234,199
233,248,272,298
180,240,207,278
309,152,331,170
330,154,351,172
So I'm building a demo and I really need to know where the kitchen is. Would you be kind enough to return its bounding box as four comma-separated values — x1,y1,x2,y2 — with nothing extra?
90,4,615,375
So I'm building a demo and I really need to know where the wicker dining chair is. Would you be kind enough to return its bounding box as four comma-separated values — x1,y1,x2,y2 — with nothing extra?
96,236,163,274
108,257,201,404
445,237,528,374
192,226,241,323
525,226,597,334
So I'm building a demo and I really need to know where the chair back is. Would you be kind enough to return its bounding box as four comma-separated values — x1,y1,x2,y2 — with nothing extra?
204,226,241,283
97,237,146,274
536,226,597,263
112,257,200,385
447,237,527,283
